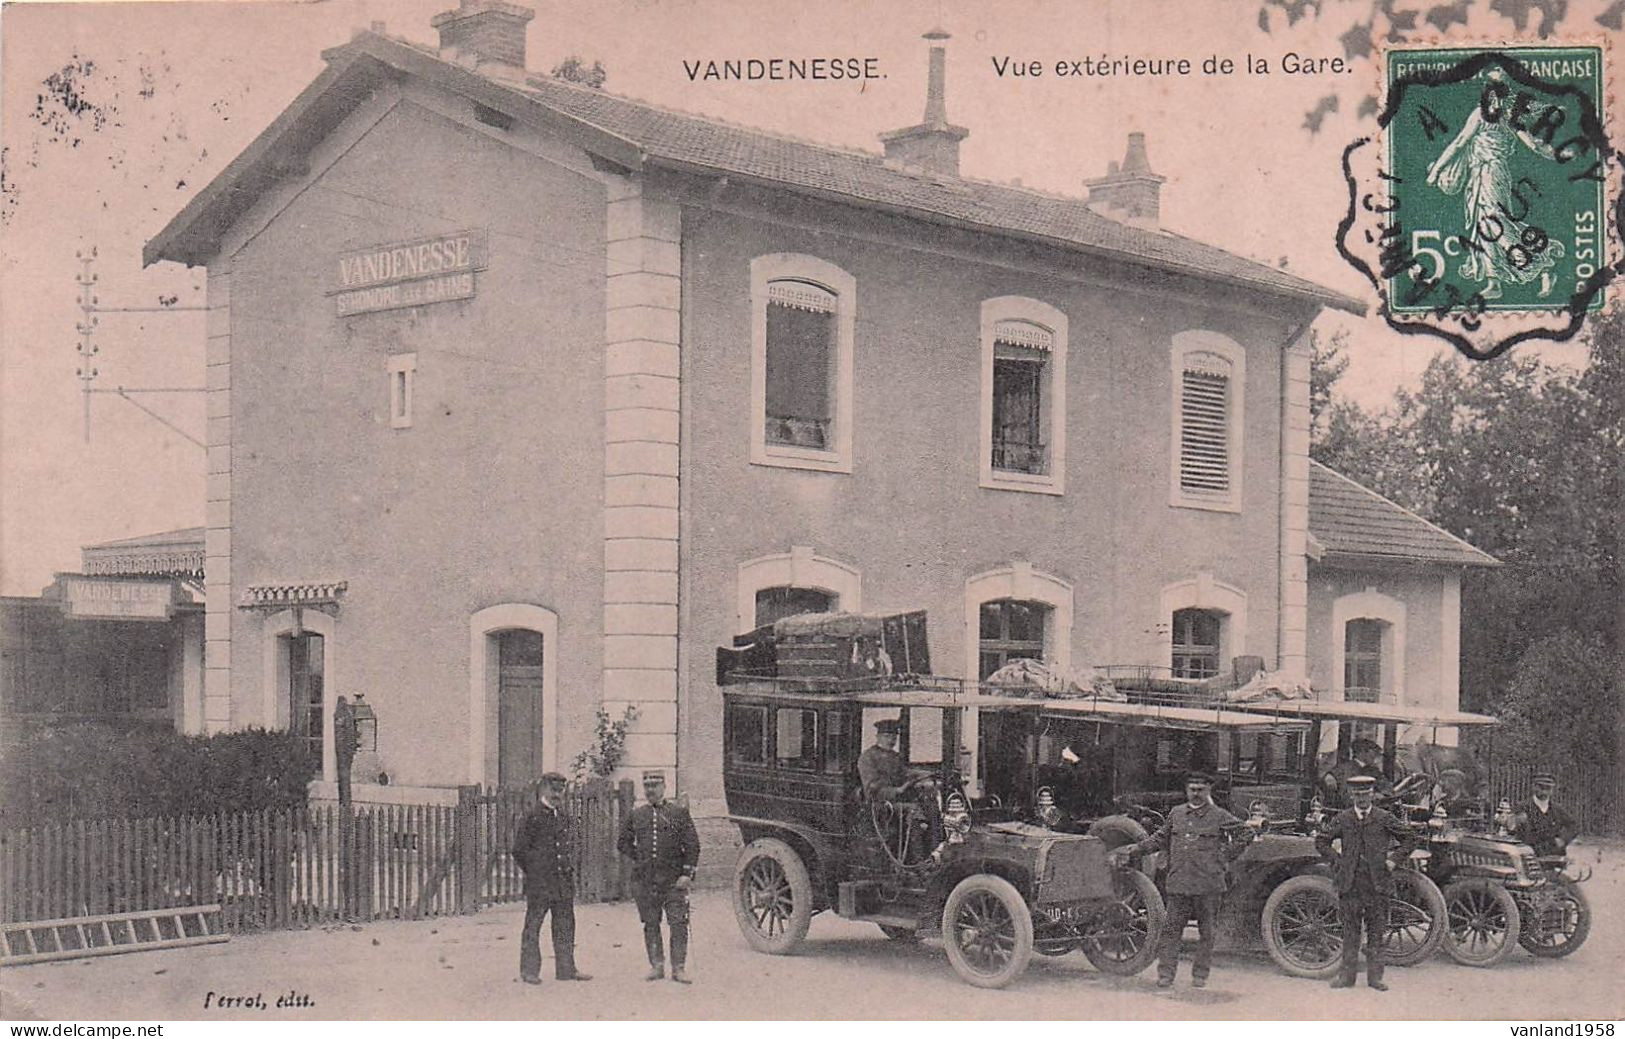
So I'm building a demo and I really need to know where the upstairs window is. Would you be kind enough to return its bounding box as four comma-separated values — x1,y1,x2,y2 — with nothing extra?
750,255,855,473
765,281,836,450
1171,608,1222,679
1179,356,1230,494
992,322,1052,476
1170,332,1245,512
980,298,1067,495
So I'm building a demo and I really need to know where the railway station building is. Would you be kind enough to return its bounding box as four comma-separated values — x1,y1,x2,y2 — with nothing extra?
144,0,1495,813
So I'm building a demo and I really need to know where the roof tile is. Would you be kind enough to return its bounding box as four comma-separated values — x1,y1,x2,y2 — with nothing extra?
1308,461,1497,567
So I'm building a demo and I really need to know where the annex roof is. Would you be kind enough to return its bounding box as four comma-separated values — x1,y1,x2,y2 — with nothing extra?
1308,461,1499,569
147,32,1364,317
81,527,205,578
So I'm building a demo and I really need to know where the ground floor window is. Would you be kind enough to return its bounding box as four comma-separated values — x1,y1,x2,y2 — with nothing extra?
1344,618,1385,702
753,585,835,628
1171,608,1222,678
978,598,1049,679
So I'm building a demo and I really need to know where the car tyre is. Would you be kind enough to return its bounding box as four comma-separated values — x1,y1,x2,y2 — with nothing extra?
1380,868,1448,967
1261,873,1344,979
1080,868,1167,976
941,873,1034,989
1441,878,1521,967
1086,815,1149,851
1517,878,1589,959
733,837,814,955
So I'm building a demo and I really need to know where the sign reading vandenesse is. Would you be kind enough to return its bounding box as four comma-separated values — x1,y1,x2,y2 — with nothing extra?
331,230,487,316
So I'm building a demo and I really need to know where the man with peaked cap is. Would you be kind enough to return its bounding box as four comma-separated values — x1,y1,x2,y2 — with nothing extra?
512,772,592,984
1316,774,1416,990
1512,772,1579,858
618,769,700,983
1322,737,1393,808
857,717,935,802
1110,771,1239,988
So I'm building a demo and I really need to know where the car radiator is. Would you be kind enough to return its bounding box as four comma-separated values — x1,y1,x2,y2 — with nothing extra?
1036,835,1115,904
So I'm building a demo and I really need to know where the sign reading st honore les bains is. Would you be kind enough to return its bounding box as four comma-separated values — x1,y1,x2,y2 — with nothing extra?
330,230,487,316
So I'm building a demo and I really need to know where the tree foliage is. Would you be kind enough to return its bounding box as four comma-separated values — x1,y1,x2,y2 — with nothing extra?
1311,311,1622,760
0,725,317,826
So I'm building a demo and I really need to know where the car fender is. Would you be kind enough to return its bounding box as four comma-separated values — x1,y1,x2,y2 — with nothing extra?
729,815,839,889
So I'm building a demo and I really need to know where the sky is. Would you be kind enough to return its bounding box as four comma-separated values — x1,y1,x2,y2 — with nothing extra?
1,0,1616,595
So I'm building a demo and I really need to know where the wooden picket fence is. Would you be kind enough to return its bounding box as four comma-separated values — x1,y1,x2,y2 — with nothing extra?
0,778,639,932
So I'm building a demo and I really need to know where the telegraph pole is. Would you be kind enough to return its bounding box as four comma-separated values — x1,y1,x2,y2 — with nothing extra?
74,249,99,442
73,246,207,443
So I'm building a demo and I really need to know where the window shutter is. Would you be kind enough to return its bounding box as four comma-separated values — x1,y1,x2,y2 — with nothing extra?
1179,366,1230,494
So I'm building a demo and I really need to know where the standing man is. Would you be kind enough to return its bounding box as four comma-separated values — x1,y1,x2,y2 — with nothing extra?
1316,774,1414,991
618,770,700,983
1110,772,1238,989
512,772,592,985
1512,772,1579,858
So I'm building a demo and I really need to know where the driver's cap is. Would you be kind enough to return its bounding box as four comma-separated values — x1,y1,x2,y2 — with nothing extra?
1346,775,1378,790
873,719,902,734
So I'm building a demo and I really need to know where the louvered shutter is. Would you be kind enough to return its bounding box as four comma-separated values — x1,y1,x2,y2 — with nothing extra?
1179,365,1230,494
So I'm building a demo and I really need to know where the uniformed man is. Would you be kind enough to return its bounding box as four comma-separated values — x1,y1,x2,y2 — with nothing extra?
1322,738,1393,808
1316,774,1415,991
512,772,591,985
1110,772,1239,989
617,769,700,983
1512,772,1579,858
856,718,933,801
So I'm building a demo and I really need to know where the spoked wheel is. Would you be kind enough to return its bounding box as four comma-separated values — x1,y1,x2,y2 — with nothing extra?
1517,878,1590,959
1442,878,1521,967
941,873,1034,989
1080,869,1167,976
1380,869,1448,967
1261,874,1344,979
732,838,813,955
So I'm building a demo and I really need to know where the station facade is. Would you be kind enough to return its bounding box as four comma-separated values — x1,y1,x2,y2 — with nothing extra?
145,0,1494,812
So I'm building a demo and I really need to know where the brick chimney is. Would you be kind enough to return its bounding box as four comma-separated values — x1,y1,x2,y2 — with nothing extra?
432,0,534,78
879,29,969,177
1084,132,1166,227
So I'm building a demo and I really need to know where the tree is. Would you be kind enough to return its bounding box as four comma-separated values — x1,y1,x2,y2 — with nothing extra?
551,56,607,89
1308,310,1622,774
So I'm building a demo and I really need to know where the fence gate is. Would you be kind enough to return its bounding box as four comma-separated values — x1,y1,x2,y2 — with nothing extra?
461,778,636,908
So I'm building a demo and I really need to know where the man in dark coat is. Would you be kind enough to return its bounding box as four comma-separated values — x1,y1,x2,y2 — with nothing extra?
1110,772,1239,988
618,770,701,983
512,772,591,985
1512,772,1579,857
1315,774,1415,990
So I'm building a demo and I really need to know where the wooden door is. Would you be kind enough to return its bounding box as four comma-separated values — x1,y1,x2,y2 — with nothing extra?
496,629,544,787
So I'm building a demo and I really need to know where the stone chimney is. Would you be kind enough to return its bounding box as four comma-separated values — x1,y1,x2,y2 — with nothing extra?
878,29,969,177
432,0,534,78
1084,132,1166,227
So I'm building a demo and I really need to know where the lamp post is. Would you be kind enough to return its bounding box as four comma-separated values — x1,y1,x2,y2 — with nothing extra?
333,694,377,919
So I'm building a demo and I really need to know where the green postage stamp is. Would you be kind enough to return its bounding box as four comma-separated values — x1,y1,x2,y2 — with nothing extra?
1340,42,1620,358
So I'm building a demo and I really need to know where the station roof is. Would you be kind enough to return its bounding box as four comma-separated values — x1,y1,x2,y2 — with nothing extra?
146,31,1365,318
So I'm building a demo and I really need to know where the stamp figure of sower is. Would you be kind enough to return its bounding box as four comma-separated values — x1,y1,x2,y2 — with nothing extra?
1426,67,1566,300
